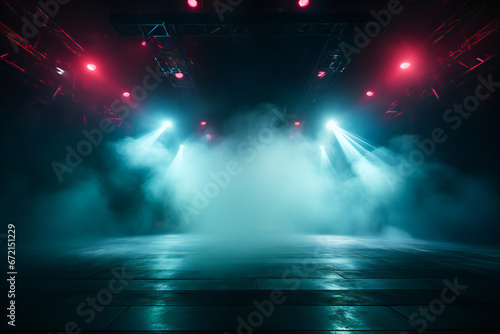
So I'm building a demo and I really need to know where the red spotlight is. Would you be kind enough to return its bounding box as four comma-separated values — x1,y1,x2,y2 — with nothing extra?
174,72,184,79
400,62,410,69
141,41,147,47
86,64,96,71
317,70,326,78
122,92,130,98
294,121,301,126
201,121,207,126
298,0,309,7
187,0,198,8
366,90,374,97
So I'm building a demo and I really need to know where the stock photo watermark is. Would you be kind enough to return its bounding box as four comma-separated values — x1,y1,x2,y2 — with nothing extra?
51,64,166,183
48,267,135,334
400,277,468,334
177,106,296,224
6,0,71,53
226,240,329,334
386,73,500,188
339,0,407,63
5,224,16,327
213,0,244,22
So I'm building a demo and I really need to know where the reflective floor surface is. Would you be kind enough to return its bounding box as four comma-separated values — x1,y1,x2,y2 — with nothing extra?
4,235,500,333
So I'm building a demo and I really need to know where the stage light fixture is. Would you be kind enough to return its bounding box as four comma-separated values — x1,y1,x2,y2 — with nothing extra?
141,41,147,46
55,67,65,75
86,64,96,71
317,70,326,78
162,121,173,128
174,72,184,79
187,0,198,8
295,121,301,126
298,0,309,7
201,121,207,126
326,120,338,131
366,91,374,97
122,92,130,97
400,62,410,69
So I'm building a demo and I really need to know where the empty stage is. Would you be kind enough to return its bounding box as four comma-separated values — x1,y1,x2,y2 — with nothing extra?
7,235,500,333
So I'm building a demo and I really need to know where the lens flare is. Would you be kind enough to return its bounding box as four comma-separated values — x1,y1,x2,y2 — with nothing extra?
162,121,173,128
298,0,309,7
400,62,410,69
326,120,338,131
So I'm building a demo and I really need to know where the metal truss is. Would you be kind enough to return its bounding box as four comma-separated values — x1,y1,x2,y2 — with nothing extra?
140,27,198,97
112,12,371,37
0,0,85,79
0,0,127,129
117,22,355,37
305,23,358,99
429,0,500,84
112,13,370,98
386,0,500,120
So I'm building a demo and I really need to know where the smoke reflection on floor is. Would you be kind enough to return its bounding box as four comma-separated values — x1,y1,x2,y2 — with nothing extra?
7,235,500,333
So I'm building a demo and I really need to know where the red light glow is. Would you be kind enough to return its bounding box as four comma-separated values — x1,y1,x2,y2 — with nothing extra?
366,91,374,97
295,121,301,126
141,41,147,47
86,64,96,71
174,72,184,79
201,121,207,126
298,0,309,7
122,92,130,97
400,62,410,69
317,70,326,78
187,0,198,8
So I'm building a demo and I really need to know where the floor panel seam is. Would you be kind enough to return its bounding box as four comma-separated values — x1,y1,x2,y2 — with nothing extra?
104,305,130,330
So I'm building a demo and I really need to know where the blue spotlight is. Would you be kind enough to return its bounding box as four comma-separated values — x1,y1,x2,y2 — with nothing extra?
162,121,173,129
320,144,334,171
326,120,338,131
168,144,184,176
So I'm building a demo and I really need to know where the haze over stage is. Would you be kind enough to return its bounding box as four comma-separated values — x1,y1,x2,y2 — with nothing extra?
9,235,500,333
2,0,500,332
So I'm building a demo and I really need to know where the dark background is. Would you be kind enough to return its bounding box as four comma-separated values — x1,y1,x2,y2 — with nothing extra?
1,0,499,245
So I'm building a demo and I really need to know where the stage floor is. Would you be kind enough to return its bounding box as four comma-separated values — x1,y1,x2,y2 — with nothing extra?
6,235,500,333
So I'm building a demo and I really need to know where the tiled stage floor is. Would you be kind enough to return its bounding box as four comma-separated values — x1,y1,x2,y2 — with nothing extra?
5,235,500,333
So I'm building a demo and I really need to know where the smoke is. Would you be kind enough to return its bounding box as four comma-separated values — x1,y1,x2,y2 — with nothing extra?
13,103,500,245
